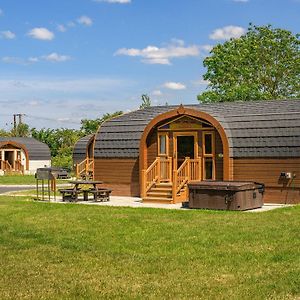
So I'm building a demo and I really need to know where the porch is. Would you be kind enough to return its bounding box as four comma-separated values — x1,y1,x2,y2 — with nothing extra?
142,156,201,204
0,148,25,174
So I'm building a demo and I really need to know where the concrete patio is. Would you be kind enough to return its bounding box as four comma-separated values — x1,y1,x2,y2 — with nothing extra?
46,195,292,212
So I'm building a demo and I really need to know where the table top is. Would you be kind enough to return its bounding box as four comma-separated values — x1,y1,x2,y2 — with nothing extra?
68,180,103,185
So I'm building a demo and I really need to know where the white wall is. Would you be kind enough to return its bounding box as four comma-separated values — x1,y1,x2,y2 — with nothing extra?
26,160,51,175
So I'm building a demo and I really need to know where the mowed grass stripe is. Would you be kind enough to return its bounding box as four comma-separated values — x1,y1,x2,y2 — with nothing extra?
0,197,299,299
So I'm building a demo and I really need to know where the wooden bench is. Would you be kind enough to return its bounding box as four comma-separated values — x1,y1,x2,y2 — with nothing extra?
59,188,82,202
89,188,112,202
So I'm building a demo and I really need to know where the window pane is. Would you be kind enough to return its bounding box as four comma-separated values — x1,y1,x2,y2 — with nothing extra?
159,135,166,154
205,158,213,179
205,134,212,154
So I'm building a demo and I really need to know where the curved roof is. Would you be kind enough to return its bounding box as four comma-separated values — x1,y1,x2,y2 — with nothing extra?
94,99,300,159
73,134,94,164
0,137,51,160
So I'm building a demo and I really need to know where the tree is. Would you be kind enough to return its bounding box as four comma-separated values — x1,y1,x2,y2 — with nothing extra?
197,24,300,103
80,111,123,136
0,129,10,137
31,127,82,169
140,94,151,109
11,123,30,137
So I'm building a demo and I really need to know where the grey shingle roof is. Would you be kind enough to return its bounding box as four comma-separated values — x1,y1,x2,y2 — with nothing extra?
73,134,94,164
0,137,51,160
94,99,300,159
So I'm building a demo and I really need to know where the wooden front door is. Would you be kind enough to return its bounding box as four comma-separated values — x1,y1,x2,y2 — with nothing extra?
173,132,198,169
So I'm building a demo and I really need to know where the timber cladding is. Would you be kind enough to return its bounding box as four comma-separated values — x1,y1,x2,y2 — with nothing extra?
232,158,300,203
94,158,140,196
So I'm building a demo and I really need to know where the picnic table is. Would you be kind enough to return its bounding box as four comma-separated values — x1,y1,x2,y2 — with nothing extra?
59,180,111,202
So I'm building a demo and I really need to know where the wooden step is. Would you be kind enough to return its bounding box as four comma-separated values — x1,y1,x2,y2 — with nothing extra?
143,197,173,204
147,191,172,198
156,182,172,187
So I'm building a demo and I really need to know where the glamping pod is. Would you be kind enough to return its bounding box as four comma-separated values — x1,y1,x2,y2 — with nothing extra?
0,137,51,175
93,99,300,204
73,134,95,179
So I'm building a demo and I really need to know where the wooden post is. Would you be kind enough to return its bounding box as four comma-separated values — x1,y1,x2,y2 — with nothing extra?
157,157,161,183
168,157,172,181
172,169,177,203
187,157,190,181
85,157,89,176
141,170,146,198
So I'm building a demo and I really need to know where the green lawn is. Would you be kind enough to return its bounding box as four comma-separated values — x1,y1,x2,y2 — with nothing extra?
0,175,68,185
0,197,299,299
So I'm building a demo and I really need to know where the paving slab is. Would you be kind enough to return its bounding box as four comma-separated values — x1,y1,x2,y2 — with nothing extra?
25,195,292,212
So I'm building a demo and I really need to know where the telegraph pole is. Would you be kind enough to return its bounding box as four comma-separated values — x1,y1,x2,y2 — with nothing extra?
13,114,17,131
13,114,25,135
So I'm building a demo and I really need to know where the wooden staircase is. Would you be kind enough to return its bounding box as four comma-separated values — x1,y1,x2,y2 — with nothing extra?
143,182,173,203
0,159,24,175
142,157,201,204
76,157,94,179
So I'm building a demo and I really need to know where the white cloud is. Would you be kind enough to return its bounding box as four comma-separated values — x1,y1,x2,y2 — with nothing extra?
43,53,71,62
28,57,39,63
209,25,246,40
152,90,162,96
77,15,93,26
1,53,71,64
200,44,213,52
163,82,186,90
27,27,54,41
0,77,132,93
57,24,67,32
192,78,210,86
94,0,131,3
2,57,23,64
1,30,16,39
67,21,76,28
115,40,200,65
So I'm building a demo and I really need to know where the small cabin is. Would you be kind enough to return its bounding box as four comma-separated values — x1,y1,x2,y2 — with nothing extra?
0,137,51,175
78,99,300,204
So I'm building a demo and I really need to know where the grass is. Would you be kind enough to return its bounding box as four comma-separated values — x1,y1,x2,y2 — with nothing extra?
0,175,68,185
0,197,299,299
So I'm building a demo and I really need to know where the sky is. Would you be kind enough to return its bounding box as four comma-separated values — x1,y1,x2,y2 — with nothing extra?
0,0,299,129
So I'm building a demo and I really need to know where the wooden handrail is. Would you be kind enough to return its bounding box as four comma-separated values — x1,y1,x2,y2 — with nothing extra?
189,158,201,181
145,157,160,193
173,157,201,202
76,158,87,174
15,160,24,173
88,159,94,172
175,157,190,194
5,160,12,171
143,157,173,196
160,157,172,182
76,157,94,178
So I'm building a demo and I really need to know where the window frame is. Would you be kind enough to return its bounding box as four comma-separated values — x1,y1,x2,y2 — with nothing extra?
157,132,169,157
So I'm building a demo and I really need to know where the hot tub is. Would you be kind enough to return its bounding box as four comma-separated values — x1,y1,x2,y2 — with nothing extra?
187,181,264,211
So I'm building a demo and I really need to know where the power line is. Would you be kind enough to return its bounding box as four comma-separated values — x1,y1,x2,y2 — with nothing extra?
25,114,80,125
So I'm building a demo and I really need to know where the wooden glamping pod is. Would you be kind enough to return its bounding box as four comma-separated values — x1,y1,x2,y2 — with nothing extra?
92,99,300,204
0,137,51,175
73,134,95,179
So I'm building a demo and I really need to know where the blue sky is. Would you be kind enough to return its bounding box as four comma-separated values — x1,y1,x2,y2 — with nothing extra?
0,0,299,129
